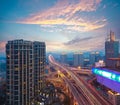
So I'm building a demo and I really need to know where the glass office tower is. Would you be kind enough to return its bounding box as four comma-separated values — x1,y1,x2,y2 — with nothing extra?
105,31,119,67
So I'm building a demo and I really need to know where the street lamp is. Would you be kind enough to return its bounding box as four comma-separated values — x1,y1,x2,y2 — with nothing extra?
78,66,81,70
58,70,60,78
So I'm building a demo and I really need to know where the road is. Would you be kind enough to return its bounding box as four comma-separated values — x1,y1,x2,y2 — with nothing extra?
48,54,111,105
59,71,91,105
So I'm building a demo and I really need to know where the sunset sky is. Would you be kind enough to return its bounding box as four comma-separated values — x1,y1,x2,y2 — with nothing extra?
0,0,120,56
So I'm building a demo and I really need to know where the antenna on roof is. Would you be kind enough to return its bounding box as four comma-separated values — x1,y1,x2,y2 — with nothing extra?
110,30,115,41
106,30,110,41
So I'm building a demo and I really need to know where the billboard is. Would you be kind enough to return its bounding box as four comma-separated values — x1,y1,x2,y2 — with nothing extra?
92,68,120,93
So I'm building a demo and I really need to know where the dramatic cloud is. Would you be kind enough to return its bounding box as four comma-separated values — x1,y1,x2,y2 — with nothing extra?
64,35,105,51
18,0,106,32
64,36,93,45
46,34,105,52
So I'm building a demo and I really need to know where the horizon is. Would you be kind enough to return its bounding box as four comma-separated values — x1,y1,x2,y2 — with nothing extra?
0,50,105,58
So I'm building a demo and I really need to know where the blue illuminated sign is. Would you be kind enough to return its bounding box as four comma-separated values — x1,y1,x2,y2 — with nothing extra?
92,68,120,83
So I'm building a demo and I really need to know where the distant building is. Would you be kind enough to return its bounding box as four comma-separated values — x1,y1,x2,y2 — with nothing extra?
89,52,96,65
84,59,90,67
73,53,79,66
6,39,46,105
95,60,105,67
95,52,101,62
89,52,101,65
60,53,67,64
67,57,73,66
79,53,84,67
105,31,119,67
73,52,84,67
108,91,120,105
107,58,120,69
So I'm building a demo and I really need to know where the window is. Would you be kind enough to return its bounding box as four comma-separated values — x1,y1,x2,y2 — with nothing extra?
14,86,18,90
14,81,18,84
14,91,18,95
14,76,18,79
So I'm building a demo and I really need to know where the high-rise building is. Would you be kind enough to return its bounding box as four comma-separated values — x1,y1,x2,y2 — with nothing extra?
89,52,96,65
95,52,101,62
105,31,119,67
73,53,79,66
6,39,46,105
33,41,46,96
60,53,67,64
108,91,120,105
89,52,101,65
79,53,84,67
73,52,84,67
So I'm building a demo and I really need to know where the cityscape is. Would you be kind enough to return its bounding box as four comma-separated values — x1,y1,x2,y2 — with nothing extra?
0,0,120,105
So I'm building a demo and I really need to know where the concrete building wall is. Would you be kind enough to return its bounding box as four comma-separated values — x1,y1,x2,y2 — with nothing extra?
6,39,46,105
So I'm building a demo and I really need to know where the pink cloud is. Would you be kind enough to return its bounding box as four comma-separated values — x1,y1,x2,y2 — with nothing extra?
17,0,106,32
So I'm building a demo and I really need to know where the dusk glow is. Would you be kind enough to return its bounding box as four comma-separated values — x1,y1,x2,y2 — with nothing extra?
0,1,120,105
0,0,120,56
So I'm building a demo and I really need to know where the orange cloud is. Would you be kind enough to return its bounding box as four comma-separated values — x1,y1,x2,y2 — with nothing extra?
17,0,106,32
66,18,106,32
46,41,67,52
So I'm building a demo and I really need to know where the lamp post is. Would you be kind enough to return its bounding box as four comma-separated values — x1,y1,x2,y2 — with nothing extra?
78,66,81,70
58,70,60,78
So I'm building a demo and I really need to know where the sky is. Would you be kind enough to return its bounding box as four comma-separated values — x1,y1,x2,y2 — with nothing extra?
0,0,120,56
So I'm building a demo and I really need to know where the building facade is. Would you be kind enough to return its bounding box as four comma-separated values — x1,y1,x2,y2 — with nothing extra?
60,53,67,64
108,91,120,105
89,52,101,66
89,52,96,65
73,53,79,66
6,39,46,105
73,53,84,67
105,31,119,67
79,53,84,67
33,42,46,96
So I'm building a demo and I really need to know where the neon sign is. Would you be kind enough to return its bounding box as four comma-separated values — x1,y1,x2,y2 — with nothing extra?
92,68,120,83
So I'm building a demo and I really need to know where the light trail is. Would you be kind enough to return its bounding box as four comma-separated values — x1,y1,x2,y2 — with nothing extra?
48,55,110,105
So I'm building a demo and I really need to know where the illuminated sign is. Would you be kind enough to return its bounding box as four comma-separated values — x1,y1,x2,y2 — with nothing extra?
92,68,120,83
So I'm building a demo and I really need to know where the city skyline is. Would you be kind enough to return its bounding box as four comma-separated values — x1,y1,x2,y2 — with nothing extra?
0,0,120,56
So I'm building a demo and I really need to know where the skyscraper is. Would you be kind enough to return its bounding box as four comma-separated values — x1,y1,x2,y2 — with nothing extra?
79,53,84,67
6,39,46,105
73,53,79,67
60,53,67,64
95,52,101,62
89,52,96,65
73,52,84,67
105,31,119,67
89,52,101,65
33,41,46,96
